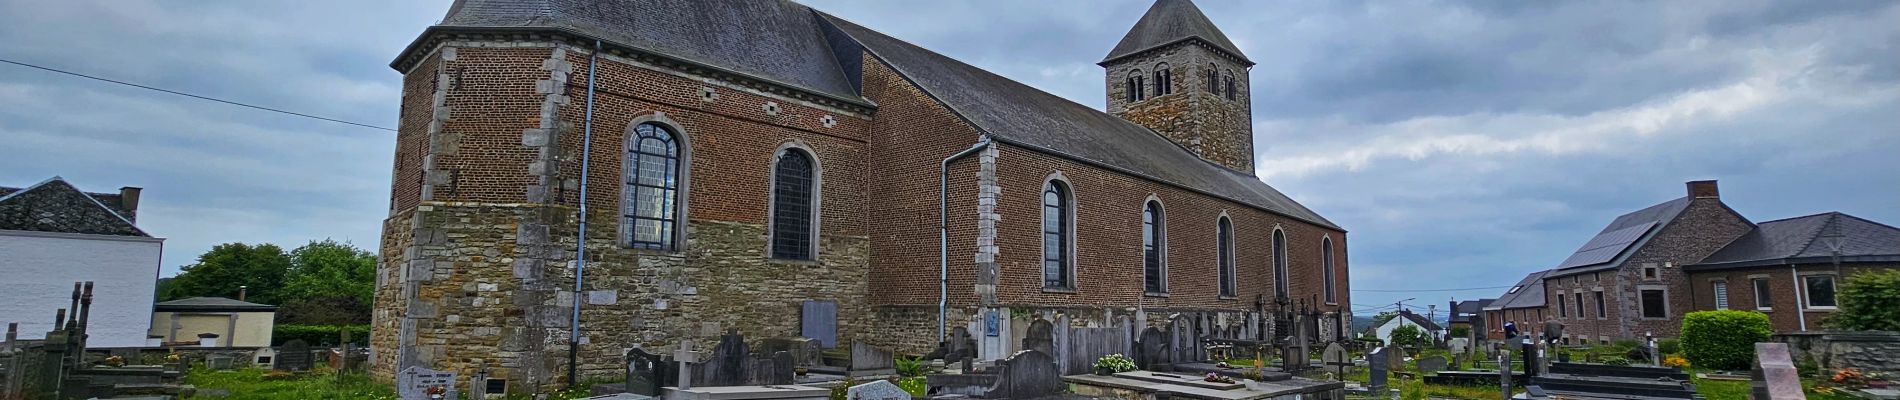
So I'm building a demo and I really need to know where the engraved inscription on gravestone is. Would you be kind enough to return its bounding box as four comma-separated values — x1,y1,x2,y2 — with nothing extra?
398,366,459,400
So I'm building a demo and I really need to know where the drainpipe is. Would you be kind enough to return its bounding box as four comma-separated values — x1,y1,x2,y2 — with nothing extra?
1789,263,1806,332
939,137,992,343
567,38,601,388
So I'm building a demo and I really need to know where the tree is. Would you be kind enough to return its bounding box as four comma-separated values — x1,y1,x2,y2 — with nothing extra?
1371,311,1398,327
1390,324,1429,349
1829,270,1900,332
164,243,292,304
280,239,377,325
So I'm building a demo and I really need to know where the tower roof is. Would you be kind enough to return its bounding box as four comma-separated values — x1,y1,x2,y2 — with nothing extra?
1101,0,1253,66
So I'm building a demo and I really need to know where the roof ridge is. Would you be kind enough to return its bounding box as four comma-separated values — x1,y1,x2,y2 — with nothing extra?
1754,211,1838,225
1831,211,1900,233
1787,212,1840,258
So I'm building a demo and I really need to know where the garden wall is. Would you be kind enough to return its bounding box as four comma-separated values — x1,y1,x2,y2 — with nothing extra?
1774,331,1900,375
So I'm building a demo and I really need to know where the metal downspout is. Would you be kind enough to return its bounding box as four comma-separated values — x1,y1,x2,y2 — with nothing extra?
940,137,992,343
568,39,601,388
1790,263,1806,332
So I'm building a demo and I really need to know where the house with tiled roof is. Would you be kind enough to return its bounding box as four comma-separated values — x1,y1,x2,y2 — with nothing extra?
1484,269,1551,340
0,177,161,348
1685,212,1900,332
373,0,1351,391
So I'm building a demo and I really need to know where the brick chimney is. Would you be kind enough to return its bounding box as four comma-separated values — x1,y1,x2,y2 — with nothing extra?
118,186,142,223
1686,180,1719,199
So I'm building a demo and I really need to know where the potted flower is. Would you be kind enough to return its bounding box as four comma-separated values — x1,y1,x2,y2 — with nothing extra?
1094,354,1136,376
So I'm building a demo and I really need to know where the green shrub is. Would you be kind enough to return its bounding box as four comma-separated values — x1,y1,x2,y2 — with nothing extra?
894,355,925,377
1829,270,1900,332
1390,325,1430,349
273,324,370,346
1449,326,1471,339
1657,338,1681,355
1681,310,1771,371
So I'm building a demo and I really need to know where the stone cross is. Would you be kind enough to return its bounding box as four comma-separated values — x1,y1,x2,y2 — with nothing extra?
674,340,702,390
1496,342,1512,400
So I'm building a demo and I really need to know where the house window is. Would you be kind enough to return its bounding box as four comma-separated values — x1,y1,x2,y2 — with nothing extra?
1558,294,1569,318
1641,289,1667,318
1804,275,1837,308
1126,70,1146,102
1713,281,1729,310
1507,286,1521,294
624,122,682,250
1223,73,1237,100
1575,293,1585,318
1216,217,1236,297
1154,63,1172,95
769,148,816,260
1753,278,1773,309
1322,237,1337,304
1143,200,1166,294
1643,264,1660,279
1593,291,1606,318
1272,229,1289,300
1042,181,1072,289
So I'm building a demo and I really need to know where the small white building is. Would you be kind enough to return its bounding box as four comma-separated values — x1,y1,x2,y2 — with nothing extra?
1365,310,1443,346
150,297,277,348
0,177,160,348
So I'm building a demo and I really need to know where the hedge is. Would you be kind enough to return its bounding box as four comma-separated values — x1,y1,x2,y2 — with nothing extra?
273,324,370,346
1829,270,1900,331
1680,310,1770,371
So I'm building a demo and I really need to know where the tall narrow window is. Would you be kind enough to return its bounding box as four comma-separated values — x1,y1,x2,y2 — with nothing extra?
1206,64,1220,94
1224,73,1237,101
1126,70,1146,102
1713,281,1729,310
624,123,681,250
1154,63,1172,95
1753,278,1773,309
770,149,816,260
1558,294,1569,318
1272,229,1289,300
1575,293,1585,318
1042,181,1071,289
1804,275,1837,308
1593,291,1606,318
1216,217,1235,297
1322,237,1337,303
1143,201,1166,294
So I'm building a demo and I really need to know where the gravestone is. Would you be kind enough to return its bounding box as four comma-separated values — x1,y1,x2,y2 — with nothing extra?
1750,342,1804,400
274,340,313,371
759,337,823,367
624,347,668,396
1387,345,1407,370
1367,347,1390,399
802,300,838,348
1449,338,1468,355
1497,343,1513,400
1022,318,1055,358
1280,338,1302,371
1520,340,1538,377
847,379,913,400
1136,327,1169,370
398,366,459,400
1322,342,1352,377
992,350,1063,399
206,354,236,370
947,327,976,373
1451,353,1466,371
850,341,896,376
674,340,703,390
1417,356,1448,374
700,331,750,387
747,351,794,385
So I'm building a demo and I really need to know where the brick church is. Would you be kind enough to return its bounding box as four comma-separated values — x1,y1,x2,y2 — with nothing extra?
371,0,1350,391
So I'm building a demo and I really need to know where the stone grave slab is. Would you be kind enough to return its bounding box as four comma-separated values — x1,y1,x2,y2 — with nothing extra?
1417,356,1448,375
666,384,830,400
1112,371,1245,390
991,349,1063,399
273,340,312,371
702,331,750,387
1386,345,1407,370
398,366,459,400
846,380,912,400
849,341,896,377
624,347,668,396
1752,342,1804,400
1367,347,1390,396
1021,318,1055,359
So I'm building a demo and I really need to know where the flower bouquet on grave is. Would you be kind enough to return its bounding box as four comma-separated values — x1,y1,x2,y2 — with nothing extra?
1094,354,1136,375
1833,368,1870,388
426,385,448,399
1203,373,1235,384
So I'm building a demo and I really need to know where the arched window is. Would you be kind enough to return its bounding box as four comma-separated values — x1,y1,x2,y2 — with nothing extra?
1206,64,1220,94
770,148,817,260
1323,237,1337,303
1217,216,1236,298
1224,72,1237,101
1143,200,1167,294
1272,229,1289,300
624,122,681,250
1042,180,1072,289
1154,63,1172,95
1126,70,1146,102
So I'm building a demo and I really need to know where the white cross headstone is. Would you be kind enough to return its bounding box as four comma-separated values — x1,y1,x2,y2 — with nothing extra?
674,340,702,390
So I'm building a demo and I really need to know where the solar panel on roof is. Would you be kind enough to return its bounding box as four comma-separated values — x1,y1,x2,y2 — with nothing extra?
1555,221,1656,269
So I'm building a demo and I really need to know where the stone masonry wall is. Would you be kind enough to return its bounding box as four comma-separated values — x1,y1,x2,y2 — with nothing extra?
1689,264,1898,333
1544,196,1753,340
1102,41,1253,173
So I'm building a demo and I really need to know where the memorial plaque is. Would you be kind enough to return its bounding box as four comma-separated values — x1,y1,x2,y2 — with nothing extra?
398,366,459,400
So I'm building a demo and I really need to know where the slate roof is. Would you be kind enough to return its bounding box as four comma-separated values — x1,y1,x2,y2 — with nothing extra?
1399,311,1443,331
1449,299,1494,322
154,297,277,312
1100,0,1253,66
1485,270,1550,311
1689,212,1900,270
821,15,1339,229
0,177,146,237
1546,197,1693,277
429,0,863,103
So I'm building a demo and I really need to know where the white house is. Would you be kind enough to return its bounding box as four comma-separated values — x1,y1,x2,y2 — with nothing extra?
1365,310,1443,345
0,177,161,348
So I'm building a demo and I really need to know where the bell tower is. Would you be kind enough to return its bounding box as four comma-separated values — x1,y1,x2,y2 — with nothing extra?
1101,0,1256,174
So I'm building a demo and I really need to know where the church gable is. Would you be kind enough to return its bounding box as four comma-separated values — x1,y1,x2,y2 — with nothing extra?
0,177,146,237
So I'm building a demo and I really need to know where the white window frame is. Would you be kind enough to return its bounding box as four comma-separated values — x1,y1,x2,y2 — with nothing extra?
1712,280,1729,310
1801,273,1838,310
1751,276,1773,311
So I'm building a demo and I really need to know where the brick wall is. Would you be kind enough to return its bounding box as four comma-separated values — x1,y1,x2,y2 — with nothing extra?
1542,196,1753,340
1102,42,1253,173
1687,263,1897,332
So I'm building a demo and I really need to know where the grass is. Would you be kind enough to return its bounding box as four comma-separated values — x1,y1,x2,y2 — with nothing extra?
185,367,395,400
1685,368,1866,400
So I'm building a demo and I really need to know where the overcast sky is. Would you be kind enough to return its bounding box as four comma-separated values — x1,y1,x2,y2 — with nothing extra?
2,0,1894,316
